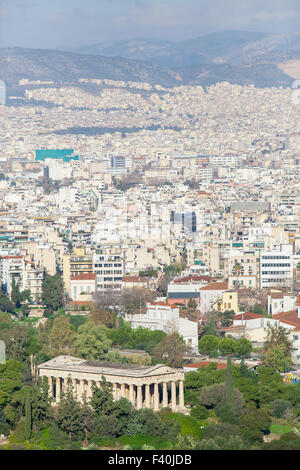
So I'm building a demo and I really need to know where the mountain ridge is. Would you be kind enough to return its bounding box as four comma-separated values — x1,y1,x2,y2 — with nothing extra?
2,31,300,92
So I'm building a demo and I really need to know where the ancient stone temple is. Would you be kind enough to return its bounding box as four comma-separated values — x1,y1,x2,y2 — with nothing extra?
37,355,185,412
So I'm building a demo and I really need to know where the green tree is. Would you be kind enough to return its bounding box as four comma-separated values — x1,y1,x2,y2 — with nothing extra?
236,338,252,358
225,356,234,410
90,376,114,416
31,376,52,431
0,359,24,410
190,405,209,420
88,305,116,328
91,414,122,440
21,290,31,303
187,298,197,309
11,277,22,309
219,310,236,328
272,399,291,418
80,392,94,443
0,324,30,361
239,406,271,445
49,316,75,357
21,303,30,318
198,335,219,355
264,345,292,373
264,323,293,357
24,391,32,442
74,322,111,360
152,332,192,368
201,318,217,337
41,274,64,314
55,377,83,440
217,355,238,423
219,337,237,356
0,289,15,313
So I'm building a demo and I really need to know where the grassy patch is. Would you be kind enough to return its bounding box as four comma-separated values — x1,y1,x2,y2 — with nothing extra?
162,412,205,440
117,435,172,450
92,437,117,448
270,422,293,436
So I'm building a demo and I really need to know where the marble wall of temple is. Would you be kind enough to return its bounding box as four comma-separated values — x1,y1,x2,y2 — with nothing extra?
38,355,186,412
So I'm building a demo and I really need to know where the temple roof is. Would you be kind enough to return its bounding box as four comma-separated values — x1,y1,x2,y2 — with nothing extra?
37,355,182,377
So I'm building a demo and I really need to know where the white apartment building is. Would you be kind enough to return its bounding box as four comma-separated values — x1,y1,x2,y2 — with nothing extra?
259,247,293,289
131,302,199,353
1,255,44,301
93,244,125,293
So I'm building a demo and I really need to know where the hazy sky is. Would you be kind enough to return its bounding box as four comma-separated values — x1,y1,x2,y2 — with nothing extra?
0,0,300,49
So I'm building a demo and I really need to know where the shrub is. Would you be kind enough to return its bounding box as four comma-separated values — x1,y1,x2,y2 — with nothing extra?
162,412,205,440
118,434,172,450
190,405,209,420
272,399,291,419
90,415,122,440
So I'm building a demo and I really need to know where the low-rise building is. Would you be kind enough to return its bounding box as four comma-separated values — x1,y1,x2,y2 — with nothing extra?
131,302,198,353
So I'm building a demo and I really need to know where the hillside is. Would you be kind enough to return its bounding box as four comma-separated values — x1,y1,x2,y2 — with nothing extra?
65,31,269,68
1,30,300,92
0,48,182,88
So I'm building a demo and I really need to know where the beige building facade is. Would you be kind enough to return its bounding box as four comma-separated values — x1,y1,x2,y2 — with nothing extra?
38,355,185,412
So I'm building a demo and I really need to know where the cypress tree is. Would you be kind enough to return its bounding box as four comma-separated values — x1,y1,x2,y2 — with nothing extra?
11,277,21,308
24,391,32,442
56,377,83,440
225,355,234,410
31,377,52,431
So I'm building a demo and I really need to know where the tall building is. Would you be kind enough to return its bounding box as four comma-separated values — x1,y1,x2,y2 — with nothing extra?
259,247,293,289
63,247,93,294
93,243,125,293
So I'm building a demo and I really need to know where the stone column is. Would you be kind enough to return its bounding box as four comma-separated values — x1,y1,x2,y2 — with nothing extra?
129,384,135,405
137,385,143,409
48,376,53,397
145,384,151,408
154,382,159,411
171,381,176,411
80,379,85,402
162,382,168,408
120,383,125,398
113,383,118,400
179,380,184,409
87,380,93,399
72,378,77,399
56,377,61,401
116,383,121,400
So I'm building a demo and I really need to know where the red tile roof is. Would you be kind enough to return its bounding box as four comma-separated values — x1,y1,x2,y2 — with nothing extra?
234,312,263,321
200,281,228,291
272,310,300,329
173,275,213,284
149,302,179,309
